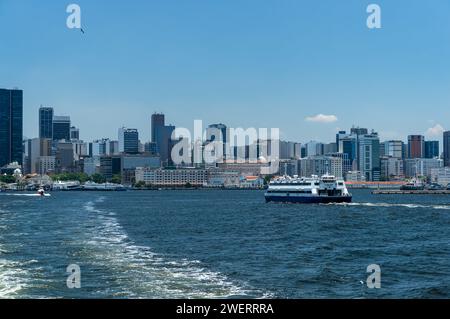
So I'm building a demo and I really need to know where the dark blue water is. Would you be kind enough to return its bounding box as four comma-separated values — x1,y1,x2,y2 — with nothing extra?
1,189,449,299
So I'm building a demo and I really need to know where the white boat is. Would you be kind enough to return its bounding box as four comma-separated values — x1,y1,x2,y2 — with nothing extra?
265,174,352,204
82,181,126,191
37,188,51,197
52,181,81,191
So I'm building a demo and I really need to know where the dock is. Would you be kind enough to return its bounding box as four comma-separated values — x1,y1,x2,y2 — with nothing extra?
372,190,450,195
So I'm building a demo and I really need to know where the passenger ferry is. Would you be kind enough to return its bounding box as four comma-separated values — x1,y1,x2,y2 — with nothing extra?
82,181,126,191
265,174,352,204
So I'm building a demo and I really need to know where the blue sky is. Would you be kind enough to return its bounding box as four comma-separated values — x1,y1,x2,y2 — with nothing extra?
1,0,450,145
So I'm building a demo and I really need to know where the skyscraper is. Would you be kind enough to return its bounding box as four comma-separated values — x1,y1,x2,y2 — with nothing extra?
70,126,80,141
53,116,71,141
0,88,23,167
358,132,380,181
424,141,439,159
118,127,139,154
151,113,165,144
408,135,425,159
151,113,175,166
385,140,404,159
444,131,450,167
39,106,53,139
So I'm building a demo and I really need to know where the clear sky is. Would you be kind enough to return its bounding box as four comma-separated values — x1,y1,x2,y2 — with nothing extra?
1,0,450,146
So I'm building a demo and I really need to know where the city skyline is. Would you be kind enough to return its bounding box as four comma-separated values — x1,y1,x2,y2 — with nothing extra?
1,1,449,144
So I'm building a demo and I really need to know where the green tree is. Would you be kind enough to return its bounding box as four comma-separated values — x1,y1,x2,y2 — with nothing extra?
111,174,122,184
91,173,106,184
134,181,146,188
0,174,16,184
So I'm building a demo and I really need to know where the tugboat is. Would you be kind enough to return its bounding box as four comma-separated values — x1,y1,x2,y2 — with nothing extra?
400,178,425,191
265,174,352,204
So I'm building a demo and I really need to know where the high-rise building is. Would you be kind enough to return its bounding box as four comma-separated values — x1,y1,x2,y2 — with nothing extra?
425,141,439,159
151,113,165,144
151,113,175,166
408,135,425,159
118,127,139,154
338,135,357,172
55,141,74,173
0,88,23,167
358,132,380,181
39,106,53,139
27,138,52,174
70,126,80,141
444,131,450,167
380,156,404,181
206,123,229,159
385,140,404,159
53,116,71,141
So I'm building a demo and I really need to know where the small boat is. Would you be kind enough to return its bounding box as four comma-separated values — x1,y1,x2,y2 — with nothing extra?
37,188,51,197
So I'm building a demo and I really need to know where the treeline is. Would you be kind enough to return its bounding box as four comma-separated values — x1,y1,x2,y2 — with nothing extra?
50,173,122,184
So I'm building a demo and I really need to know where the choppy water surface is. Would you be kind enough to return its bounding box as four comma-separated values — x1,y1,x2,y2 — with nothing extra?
0,189,449,298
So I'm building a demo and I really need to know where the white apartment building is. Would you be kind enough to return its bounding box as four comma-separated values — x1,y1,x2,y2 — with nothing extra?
135,168,207,186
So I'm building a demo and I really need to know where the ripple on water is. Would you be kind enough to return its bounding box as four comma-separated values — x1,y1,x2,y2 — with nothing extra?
81,200,271,298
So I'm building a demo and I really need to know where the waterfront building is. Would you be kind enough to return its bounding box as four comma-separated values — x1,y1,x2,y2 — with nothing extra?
407,135,425,159
0,88,23,167
404,158,443,179
37,156,56,175
431,167,450,186
217,160,273,177
118,127,139,154
135,168,207,187
444,131,450,167
239,176,264,188
120,153,161,184
39,106,53,139
346,171,366,182
206,169,240,188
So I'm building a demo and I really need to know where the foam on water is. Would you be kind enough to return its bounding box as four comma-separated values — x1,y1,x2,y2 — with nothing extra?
82,199,270,298
0,211,30,298
328,202,450,210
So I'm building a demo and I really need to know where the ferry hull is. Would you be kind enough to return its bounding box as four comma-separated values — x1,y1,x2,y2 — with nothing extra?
265,195,352,204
